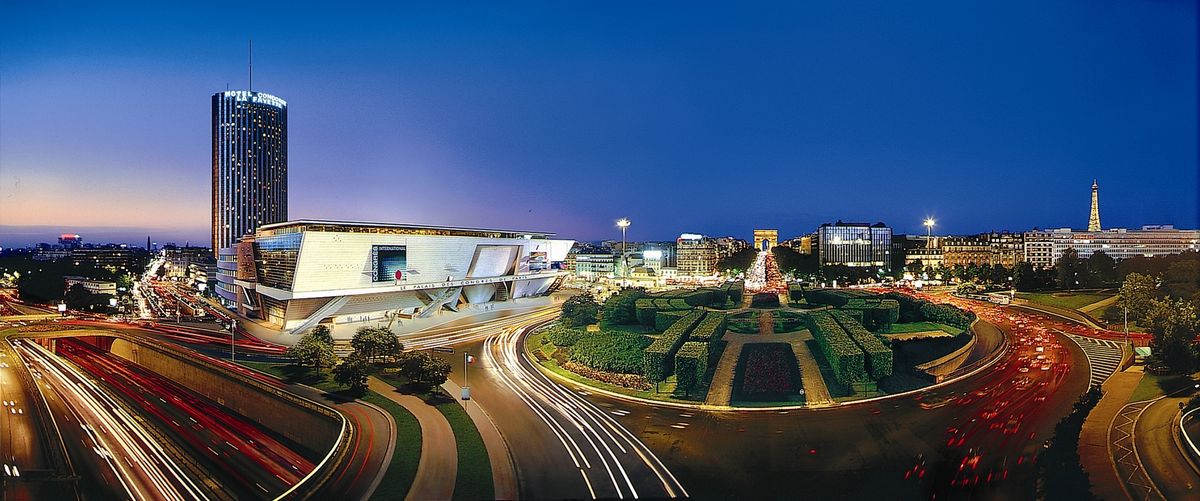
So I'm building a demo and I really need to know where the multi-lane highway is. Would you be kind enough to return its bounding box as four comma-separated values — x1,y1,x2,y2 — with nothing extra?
0,335,72,500
14,338,209,500
54,337,315,498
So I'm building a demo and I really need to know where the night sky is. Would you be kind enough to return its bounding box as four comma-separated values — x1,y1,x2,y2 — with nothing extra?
1,1,1196,247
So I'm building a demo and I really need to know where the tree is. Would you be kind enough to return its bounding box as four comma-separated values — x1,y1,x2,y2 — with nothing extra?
285,327,337,369
1013,262,1039,291
1087,251,1117,285
560,293,600,327
1145,298,1199,374
333,353,372,395
397,352,452,392
1164,260,1200,299
1118,273,1159,321
310,324,334,345
351,327,402,364
602,287,646,325
1056,248,1085,290
717,248,757,274
64,283,113,312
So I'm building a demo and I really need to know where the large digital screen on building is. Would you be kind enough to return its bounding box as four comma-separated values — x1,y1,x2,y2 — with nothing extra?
372,245,407,282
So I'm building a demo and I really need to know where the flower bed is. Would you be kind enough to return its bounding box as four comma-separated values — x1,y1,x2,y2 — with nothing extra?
562,361,652,391
733,343,802,401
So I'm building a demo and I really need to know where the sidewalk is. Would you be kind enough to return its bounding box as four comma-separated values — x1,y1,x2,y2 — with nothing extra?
789,331,833,407
704,336,746,406
441,377,518,500
1078,366,1143,501
368,377,458,501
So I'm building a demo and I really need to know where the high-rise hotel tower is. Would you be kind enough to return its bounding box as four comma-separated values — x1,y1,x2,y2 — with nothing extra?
211,90,288,257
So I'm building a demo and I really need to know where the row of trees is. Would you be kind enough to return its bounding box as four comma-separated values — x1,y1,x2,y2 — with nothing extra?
717,248,757,275
1108,265,1200,374
909,249,1119,292
286,325,451,395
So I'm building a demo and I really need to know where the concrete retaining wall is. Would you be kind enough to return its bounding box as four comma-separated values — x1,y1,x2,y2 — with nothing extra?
109,338,337,455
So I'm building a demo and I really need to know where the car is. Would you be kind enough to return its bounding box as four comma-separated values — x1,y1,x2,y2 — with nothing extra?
1018,366,1030,373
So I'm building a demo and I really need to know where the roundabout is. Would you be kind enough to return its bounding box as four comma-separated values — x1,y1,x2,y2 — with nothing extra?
496,286,1097,499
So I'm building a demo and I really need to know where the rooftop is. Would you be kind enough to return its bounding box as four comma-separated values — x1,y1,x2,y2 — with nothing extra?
257,219,556,239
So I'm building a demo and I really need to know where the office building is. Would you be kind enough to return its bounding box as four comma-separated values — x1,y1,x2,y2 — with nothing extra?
817,221,892,272
1023,226,1200,267
212,89,288,258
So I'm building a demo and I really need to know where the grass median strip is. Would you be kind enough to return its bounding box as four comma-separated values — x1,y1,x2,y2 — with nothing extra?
434,395,494,501
236,362,421,500
363,391,421,501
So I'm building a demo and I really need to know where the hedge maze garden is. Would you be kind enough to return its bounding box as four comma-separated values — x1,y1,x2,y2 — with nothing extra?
535,282,977,406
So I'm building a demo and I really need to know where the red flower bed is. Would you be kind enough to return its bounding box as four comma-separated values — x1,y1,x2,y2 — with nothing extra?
734,343,801,400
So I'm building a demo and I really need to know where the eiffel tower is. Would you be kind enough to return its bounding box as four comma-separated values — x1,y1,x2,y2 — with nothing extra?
1088,179,1101,231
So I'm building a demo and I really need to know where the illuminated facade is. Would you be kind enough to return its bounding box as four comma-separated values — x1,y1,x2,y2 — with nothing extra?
1023,226,1200,267
942,232,1023,268
211,90,288,258
817,221,892,272
218,219,572,340
753,229,778,251
677,234,720,278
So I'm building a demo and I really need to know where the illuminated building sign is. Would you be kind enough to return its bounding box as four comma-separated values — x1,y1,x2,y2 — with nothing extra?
222,90,287,108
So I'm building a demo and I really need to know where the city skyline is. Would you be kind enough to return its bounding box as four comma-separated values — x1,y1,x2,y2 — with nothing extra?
2,1,1196,244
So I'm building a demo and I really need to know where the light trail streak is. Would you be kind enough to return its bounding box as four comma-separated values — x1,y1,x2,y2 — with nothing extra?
14,339,209,501
484,320,688,499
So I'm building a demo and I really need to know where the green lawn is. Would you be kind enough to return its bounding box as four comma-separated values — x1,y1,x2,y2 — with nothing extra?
362,392,421,501
1129,373,1198,403
433,394,493,501
235,362,421,500
1017,292,1113,311
881,322,963,336
372,372,494,501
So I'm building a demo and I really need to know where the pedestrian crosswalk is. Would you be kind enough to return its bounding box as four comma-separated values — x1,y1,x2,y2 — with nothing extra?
1064,333,1124,388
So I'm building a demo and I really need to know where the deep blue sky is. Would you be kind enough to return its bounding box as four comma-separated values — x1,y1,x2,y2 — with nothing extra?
1,1,1196,247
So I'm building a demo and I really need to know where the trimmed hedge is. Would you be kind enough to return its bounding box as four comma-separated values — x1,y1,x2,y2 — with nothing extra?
543,324,586,347
689,312,727,344
803,288,876,307
725,281,745,305
636,298,694,327
881,292,976,329
674,341,709,393
842,298,901,331
568,331,652,374
655,310,690,332
807,311,866,385
642,310,705,384
788,284,805,301
831,310,893,379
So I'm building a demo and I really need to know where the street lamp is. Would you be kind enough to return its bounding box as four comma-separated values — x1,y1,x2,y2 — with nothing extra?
923,218,936,238
616,218,631,280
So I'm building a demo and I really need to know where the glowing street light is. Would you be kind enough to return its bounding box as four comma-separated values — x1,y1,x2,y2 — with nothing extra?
923,218,936,238
616,218,631,279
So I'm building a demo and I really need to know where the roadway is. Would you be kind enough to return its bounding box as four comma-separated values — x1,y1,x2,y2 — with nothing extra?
1135,397,1200,500
14,338,210,501
437,293,1095,499
0,335,73,500
56,337,315,498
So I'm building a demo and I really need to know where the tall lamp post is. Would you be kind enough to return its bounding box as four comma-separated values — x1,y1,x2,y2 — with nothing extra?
616,218,631,281
923,218,936,238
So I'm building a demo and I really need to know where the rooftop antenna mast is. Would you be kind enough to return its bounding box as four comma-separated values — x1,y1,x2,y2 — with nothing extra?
248,39,253,93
